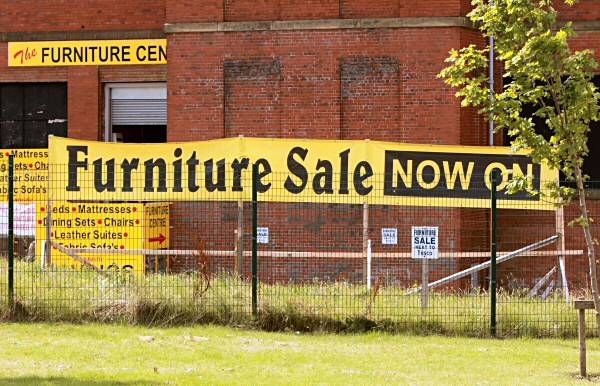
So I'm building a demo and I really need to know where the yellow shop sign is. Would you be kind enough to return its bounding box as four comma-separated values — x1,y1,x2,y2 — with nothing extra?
9,39,167,67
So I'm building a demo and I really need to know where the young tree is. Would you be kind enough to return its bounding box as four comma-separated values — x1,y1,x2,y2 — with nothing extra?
438,0,600,330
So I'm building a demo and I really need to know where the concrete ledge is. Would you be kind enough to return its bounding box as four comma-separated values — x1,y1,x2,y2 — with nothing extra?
1,29,165,42
165,17,473,33
4,19,600,42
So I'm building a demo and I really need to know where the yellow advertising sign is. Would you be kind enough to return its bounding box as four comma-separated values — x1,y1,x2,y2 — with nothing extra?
36,202,170,274
0,149,48,201
143,203,170,250
49,136,559,210
8,39,167,67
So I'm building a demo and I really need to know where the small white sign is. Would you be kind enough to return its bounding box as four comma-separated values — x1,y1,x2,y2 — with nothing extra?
411,226,439,259
381,228,398,245
257,227,269,244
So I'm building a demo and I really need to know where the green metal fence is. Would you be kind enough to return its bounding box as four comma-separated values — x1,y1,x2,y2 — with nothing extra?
0,156,598,337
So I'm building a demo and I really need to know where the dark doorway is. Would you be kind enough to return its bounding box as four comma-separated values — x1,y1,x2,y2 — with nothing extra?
502,76,600,185
0,83,67,148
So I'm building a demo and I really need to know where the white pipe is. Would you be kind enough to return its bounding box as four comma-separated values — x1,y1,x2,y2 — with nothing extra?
63,248,581,258
559,257,570,302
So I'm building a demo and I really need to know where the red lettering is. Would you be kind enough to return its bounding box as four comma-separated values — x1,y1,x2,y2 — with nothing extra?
13,50,23,64
12,47,37,64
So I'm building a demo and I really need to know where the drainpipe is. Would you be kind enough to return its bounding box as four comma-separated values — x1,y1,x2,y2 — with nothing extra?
488,1,495,146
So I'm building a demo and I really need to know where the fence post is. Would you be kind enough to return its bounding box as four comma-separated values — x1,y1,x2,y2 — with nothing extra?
490,170,498,337
7,155,14,310
235,199,244,276
362,202,369,284
574,300,594,377
421,258,429,309
251,163,259,318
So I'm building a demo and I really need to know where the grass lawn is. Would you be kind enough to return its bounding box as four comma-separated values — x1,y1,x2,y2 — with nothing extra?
2,261,593,337
0,323,598,385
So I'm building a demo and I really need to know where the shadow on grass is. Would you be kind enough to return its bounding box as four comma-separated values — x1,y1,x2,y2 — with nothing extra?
0,377,161,385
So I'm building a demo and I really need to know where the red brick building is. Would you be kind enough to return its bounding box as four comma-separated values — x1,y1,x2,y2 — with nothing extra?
1,1,599,290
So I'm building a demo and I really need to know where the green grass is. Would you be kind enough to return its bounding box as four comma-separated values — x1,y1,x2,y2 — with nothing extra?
0,323,598,385
0,261,596,337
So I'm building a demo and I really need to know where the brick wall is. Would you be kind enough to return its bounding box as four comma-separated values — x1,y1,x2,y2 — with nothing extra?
459,28,487,146
1,0,165,32
168,197,599,291
340,57,400,139
166,0,224,23
167,28,465,143
170,0,600,23
2,0,600,290
166,0,472,22
170,200,468,288
68,67,100,140
224,58,283,137
556,0,600,21
281,0,339,20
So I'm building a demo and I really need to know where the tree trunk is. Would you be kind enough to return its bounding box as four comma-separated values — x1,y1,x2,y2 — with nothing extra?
574,164,600,332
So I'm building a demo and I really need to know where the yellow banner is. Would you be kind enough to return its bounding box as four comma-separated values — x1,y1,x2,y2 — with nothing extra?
48,136,558,210
0,149,48,201
36,201,170,274
8,39,166,67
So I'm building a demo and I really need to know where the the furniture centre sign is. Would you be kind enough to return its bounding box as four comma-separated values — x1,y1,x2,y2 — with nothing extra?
9,39,167,67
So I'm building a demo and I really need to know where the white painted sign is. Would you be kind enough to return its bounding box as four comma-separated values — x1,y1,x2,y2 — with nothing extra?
257,227,269,244
381,228,398,245
411,226,439,259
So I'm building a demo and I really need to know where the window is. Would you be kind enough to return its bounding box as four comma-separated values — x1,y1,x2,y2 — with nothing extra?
104,83,166,143
0,83,67,148
502,76,600,185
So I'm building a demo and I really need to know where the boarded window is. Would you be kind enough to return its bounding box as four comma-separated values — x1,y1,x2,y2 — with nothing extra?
224,58,282,137
0,83,67,148
340,57,400,140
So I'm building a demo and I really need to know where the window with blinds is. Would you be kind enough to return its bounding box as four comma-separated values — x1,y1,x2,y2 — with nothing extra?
110,86,166,126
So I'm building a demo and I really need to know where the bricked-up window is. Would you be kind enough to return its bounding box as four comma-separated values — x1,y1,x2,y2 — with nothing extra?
502,76,600,185
0,83,67,148
224,58,282,137
341,57,400,140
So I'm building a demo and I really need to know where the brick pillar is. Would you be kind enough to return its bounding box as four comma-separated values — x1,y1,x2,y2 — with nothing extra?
68,66,100,140
167,34,225,141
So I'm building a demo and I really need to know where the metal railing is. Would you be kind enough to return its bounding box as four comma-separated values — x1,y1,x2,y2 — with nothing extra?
0,157,597,337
